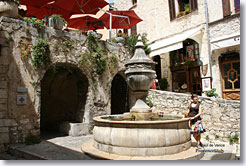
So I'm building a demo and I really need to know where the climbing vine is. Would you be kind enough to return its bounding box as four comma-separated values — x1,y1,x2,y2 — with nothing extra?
32,38,50,69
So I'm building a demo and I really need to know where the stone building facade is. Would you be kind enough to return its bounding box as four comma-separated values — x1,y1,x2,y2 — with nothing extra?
113,0,240,99
0,16,131,152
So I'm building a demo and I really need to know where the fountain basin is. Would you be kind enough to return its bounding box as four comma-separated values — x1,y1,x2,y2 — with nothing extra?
92,114,191,156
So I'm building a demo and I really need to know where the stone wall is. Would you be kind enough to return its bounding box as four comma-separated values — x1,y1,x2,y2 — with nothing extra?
0,16,131,151
148,90,240,142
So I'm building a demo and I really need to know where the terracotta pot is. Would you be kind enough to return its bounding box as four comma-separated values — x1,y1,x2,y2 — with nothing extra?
0,1,18,18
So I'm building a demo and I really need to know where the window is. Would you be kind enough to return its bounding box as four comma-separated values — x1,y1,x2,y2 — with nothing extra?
131,25,137,35
234,0,240,13
168,0,198,20
170,39,199,66
132,0,137,5
222,0,231,17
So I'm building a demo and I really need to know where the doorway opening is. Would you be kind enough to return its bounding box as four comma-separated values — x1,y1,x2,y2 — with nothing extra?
111,73,129,114
40,66,88,138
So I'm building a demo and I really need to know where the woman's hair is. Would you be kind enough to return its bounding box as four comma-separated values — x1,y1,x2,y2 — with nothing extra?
191,94,198,99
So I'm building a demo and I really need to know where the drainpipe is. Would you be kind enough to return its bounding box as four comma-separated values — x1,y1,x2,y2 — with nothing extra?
204,0,213,84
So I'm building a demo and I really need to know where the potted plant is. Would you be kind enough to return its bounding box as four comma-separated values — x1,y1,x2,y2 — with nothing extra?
48,14,67,30
0,0,19,18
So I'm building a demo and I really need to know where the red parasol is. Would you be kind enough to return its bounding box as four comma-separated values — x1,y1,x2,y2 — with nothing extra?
54,0,108,15
99,10,143,29
20,0,55,8
68,16,105,31
26,2,72,20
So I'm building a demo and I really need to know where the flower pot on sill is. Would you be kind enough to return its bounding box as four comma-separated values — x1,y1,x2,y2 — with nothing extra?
48,17,64,30
0,1,18,18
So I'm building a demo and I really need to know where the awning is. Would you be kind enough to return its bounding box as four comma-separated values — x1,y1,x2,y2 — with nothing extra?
211,33,240,51
149,26,203,57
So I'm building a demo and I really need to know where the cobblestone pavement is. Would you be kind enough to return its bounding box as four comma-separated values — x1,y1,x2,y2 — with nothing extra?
3,135,238,160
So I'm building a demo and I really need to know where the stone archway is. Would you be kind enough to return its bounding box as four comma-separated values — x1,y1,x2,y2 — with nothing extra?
40,65,88,136
111,73,129,115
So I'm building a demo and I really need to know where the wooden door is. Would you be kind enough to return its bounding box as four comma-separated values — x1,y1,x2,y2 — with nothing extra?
189,67,202,95
221,60,240,100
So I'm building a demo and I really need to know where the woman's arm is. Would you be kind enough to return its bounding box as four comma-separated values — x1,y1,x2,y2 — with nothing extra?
185,103,191,117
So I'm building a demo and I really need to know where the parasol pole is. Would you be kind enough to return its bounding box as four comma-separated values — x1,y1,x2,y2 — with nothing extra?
98,8,129,41
109,13,112,41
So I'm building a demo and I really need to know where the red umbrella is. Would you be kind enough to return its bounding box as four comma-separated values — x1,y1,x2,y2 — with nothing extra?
26,2,72,20
20,0,54,8
54,0,108,15
99,10,143,29
68,16,105,31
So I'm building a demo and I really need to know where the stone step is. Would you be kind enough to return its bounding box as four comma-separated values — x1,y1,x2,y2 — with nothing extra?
7,145,47,160
0,152,25,160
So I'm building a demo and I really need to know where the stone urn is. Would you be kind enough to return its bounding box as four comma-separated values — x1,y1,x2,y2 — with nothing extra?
48,17,64,30
124,36,156,117
0,1,18,18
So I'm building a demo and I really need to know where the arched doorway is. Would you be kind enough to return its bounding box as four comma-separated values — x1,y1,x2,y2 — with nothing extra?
111,73,129,114
40,66,88,137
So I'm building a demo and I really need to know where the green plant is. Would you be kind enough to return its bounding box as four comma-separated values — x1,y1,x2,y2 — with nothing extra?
87,34,107,75
25,133,41,145
186,60,193,66
159,78,169,90
205,135,210,141
32,38,50,69
25,26,30,33
215,134,219,140
125,34,151,56
233,133,239,144
184,3,190,12
7,34,13,42
3,0,19,4
205,88,219,98
23,17,44,29
146,97,153,107
109,54,118,68
49,14,67,24
65,39,74,48
18,41,31,59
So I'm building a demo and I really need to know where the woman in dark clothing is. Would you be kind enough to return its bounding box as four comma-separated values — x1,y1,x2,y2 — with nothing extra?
186,94,205,149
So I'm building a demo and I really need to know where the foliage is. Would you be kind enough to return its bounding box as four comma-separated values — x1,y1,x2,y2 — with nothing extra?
32,38,50,69
184,3,190,12
25,26,30,33
65,39,74,48
205,135,210,141
18,41,31,59
23,17,44,29
159,78,169,90
25,133,40,145
146,97,153,107
49,14,67,24
228,133,240,145
85,34,107,75
3,0,19,4
205,88,219,98
125,34,151,56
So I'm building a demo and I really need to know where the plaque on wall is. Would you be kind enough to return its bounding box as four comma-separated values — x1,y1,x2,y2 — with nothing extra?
17,87,27,93
17,95,27,105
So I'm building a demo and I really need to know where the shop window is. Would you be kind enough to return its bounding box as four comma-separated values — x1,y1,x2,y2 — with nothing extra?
234,0,240,13
168,0,198,20
170,39,199,66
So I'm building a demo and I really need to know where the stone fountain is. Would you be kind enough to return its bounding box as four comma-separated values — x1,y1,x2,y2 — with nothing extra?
81,37,203,160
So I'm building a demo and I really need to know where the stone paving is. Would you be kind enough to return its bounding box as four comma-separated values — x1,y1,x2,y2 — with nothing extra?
2,134,239,160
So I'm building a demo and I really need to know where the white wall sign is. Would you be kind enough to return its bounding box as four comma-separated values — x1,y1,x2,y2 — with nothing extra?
17,87,27,93
17,95,27,105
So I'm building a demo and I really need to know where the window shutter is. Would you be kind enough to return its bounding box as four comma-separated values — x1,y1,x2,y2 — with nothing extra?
234,0,240,13
222,0,231,17
168,0,176,21
190,0,198,12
